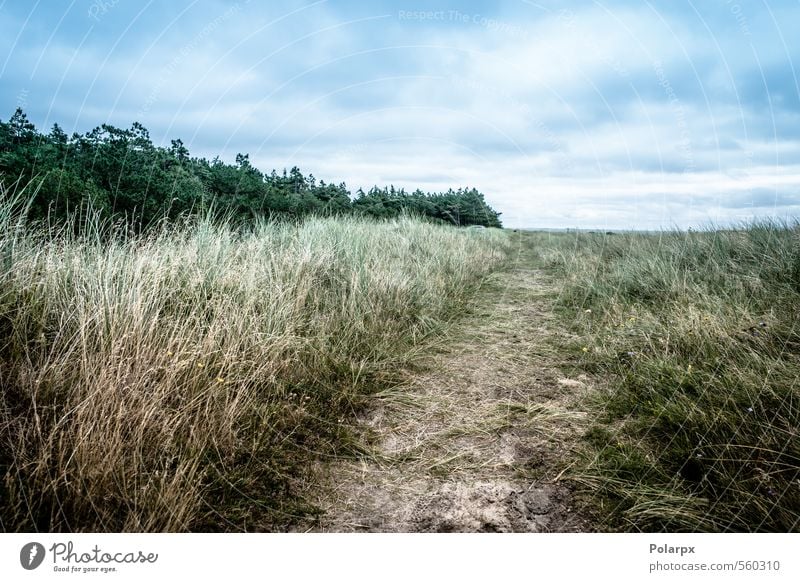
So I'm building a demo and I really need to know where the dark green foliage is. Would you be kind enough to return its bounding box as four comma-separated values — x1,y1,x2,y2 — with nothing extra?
0,109,502,229
352,186,502,227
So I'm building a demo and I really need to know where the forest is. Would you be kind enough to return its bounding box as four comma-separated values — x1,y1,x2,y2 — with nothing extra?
0,108,502,229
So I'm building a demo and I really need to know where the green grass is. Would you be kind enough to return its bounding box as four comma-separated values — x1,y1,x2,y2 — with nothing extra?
0,185,512,532
540,223,800,532
6,178,796,533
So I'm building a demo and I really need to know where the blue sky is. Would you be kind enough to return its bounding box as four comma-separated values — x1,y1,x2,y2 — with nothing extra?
1,0,799,228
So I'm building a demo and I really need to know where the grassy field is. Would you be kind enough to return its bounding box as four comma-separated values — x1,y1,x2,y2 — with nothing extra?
540,223,800,532
3,181,797,533
0,190,511,532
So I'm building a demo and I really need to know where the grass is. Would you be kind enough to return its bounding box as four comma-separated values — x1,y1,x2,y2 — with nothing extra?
5,178,796,534
539,223,800,532
0,185,512,532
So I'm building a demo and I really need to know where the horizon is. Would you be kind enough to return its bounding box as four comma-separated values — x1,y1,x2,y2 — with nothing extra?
2,1,799,230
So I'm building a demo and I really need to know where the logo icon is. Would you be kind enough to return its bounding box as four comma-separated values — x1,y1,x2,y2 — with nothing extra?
20,542,46,570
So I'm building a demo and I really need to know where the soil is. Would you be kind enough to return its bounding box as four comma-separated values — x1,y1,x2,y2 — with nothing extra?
301,236,593,532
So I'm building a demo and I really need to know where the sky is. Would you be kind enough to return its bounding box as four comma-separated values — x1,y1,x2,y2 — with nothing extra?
1,0,799,229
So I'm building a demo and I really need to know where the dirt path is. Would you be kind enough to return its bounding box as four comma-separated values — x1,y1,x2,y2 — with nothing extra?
305,236,593,532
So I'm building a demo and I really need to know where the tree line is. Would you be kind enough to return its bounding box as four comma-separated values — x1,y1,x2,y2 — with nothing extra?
0,108,502,229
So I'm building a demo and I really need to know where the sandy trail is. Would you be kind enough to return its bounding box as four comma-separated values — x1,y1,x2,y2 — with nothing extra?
304,237,592,532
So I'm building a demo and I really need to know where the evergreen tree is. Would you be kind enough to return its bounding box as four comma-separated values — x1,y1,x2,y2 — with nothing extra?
0,109,503,229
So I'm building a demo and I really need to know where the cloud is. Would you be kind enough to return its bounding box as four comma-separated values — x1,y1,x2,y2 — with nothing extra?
1,0,799,228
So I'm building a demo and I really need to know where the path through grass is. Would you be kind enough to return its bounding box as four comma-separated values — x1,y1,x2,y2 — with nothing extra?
305,233,592,532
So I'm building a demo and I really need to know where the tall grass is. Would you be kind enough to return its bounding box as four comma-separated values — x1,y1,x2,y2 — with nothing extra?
543,223,800,531
0,187,511,532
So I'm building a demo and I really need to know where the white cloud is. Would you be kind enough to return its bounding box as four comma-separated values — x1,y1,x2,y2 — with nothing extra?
4,1,799,228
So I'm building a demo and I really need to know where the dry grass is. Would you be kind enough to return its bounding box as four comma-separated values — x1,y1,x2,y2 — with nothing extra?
0,185,511,532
